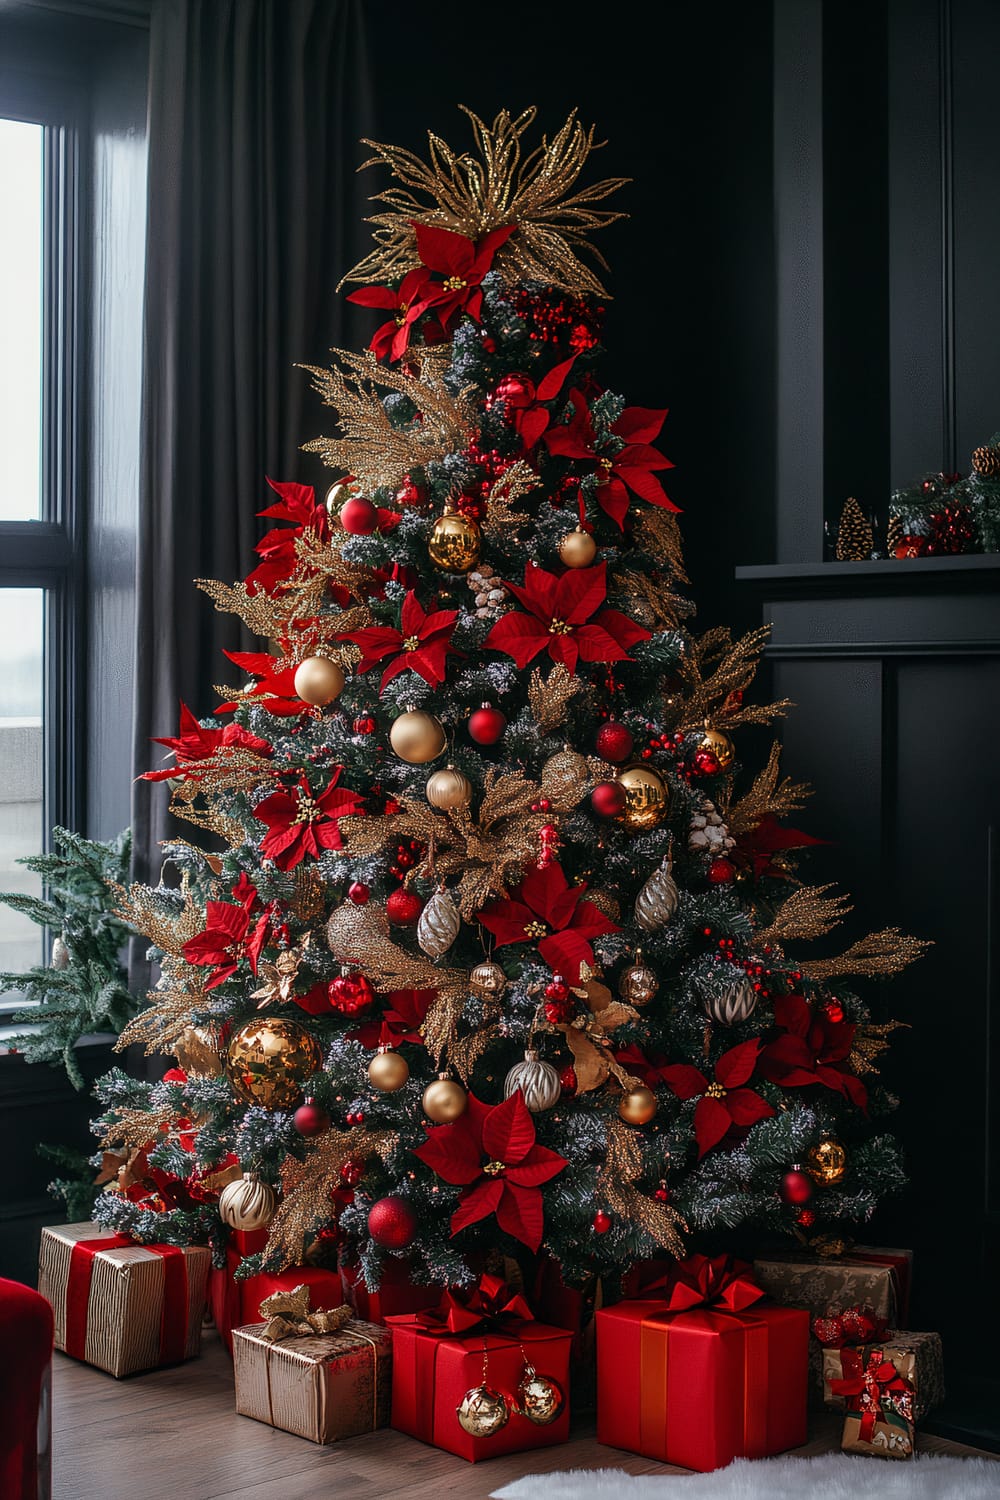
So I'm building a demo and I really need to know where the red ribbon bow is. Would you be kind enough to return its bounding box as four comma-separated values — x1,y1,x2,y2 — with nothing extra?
829,1346,915,1441
811,1304,892,1348
642,1253,766,1314
415,1273,534,1337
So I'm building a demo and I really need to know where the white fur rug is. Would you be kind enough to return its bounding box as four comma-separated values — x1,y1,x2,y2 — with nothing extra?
491,1453,1000,1500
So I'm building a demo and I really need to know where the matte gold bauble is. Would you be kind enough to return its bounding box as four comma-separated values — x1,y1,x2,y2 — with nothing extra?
226,1017,322,1110
615,764,669,830
368,1046,410,1093
697,723,736,772
806,1136,848,1187
218,1172,278,1232
457,1384,508,1437
389,708,447,764
469,960,506,998
422,1073,468,1123
517,1368,564,1425
618,1084,657,1126
426,764,473,811
557,527,597,568
293,655,345,706
428,511,481,573
619,952,659,1007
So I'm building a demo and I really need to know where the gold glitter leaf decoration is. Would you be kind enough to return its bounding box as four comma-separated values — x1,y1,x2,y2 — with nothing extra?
598,1119,687,1256
756,884,854,948
798,928,931,982
849,1019,909,1075
528,664,583,734
269,1127,398,1270
725,742,811,838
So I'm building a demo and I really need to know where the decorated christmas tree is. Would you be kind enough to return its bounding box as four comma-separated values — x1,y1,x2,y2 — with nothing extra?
92,108,926,1299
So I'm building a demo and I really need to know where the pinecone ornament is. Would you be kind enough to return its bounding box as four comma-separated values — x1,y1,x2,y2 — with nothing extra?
835,496,874,561
688,802,734,856
417,888,461,958
972,444,1000,479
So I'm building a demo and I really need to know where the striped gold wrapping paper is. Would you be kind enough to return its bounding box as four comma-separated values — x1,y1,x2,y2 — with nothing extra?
38,1221,210,1378
233,1318,391,1444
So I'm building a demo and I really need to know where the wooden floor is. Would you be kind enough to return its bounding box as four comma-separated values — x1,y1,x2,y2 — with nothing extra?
52,1329,996,1500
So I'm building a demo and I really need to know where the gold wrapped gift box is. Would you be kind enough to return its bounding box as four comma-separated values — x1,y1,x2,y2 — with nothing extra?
233,1317,391,1444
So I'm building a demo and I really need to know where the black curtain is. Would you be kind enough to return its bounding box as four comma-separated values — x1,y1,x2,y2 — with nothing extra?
132,0,374,884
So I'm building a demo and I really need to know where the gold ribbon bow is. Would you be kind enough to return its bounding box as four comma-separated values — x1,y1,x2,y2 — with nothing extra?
257,1283,354,1343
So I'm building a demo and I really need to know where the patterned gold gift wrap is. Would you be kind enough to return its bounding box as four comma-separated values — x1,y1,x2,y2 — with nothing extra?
823,1331,944,1421
752,1246,911,1325
233,1298,391,1444
38,1221,210,1378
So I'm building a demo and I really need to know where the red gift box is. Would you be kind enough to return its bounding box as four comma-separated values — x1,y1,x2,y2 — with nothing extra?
596,1254,809,1473
532,1254,609,1360
209,1231,342,1355
386,1278,572,1463
339,1256,441,1325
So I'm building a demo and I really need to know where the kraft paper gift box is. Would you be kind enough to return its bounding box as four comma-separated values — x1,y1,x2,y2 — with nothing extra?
822,1329,943,1421
752,1245,912,1326
38,1220,209,1378
830,1345,916,1459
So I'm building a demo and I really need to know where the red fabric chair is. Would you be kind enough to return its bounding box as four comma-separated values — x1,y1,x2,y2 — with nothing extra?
0,1278,53,1500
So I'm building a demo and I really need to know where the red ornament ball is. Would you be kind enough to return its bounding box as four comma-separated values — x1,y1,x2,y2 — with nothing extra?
653,1185,671,1204
293,1099,330,1138
796,1207,816,1229
494,373,533,406
339,495,378,535
591,780,627,818
708,858,736,885
596,722,633,764
353,713,376,735
368,1194,418,1251
780,1168,813,1206
823,999,845,1024
592,1209,612,1235
693,748,722,777
348,881,370,905
468,704,507,745
328,972,375,1015
559,1064,578,1097
386,888,424,927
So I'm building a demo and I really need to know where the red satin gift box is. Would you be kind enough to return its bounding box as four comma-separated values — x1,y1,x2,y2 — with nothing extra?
596,1295,809,1472
340,1256,441,1325
387,1314,572,1463
209,1230,343,1355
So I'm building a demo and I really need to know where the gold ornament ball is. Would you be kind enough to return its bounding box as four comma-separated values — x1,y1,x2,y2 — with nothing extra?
457,1384,509,1438
324,480,353,519
368,1047,410,1093
226,1017,322,1110
540,747,590,805
428,511,481,573
389,709,447,764
806,1136,848,1187
615,764,669,830
557,527,597,569
618,1084,658,1126
697,724,736,772
293,655,345,706
173,1023,225,1076
469,960,507,998
518,1371,564,1425
422,1073,468,1123
218,1172,278,1232
619,953,659,1007
426,764,473,811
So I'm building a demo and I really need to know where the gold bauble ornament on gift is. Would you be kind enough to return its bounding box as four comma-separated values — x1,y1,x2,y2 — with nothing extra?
806,1135,848,1187
389,708,446,764
368,1046,410,1093
696,723,736,773
218,1171,278,1232
422,1073,468,1123
618,1084,658,1126
557,527,597,568
702,975,758,1027
293,655,345,706
428,510,481,573
618,951,659,1007
616,764,668,830
426,764,472,811
635,857,679,932
226,1017,322,1110
470,960,507,998
503,1049,561,1113
417,887,461,958
517,1367,564,1425
457,1384,509,1438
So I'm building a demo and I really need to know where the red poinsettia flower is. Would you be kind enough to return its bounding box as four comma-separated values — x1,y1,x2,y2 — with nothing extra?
182,884,270,990
245,478,330,596
544,392,676,528
614,1042,673,1087
347,267,437,363
491,356,577,451
484,560,650,673
477,860,619,984
253,769,365,870
339,590,459,691
414,222,517,333
737,813,827,880
142,703,272,781
412,1090,566,1252
660,1039,775,1158
759,994,867,1109
217,651,307,717
350,987,437,1048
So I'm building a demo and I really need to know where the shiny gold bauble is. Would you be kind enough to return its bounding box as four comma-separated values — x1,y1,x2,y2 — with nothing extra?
618,1084,658,1126
368,1047,410,1093
557,527,597,568
389,708,447,764
619,952,659,1007
173,1023,225,1076
469,960,507,998
324,480,353,519
426,764,473,811
697,723,736,772
422,1073,468,1123
457,1384,509,1437
428,511,481,573
615,764,669,830
517,1369,564,1425
293,655,345,706
218,1172,278,1232
806,1136,848,1187
226,1017,322,1110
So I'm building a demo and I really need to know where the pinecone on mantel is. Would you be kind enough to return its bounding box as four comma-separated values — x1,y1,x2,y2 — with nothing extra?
972,444,1000,480
835,496,874,561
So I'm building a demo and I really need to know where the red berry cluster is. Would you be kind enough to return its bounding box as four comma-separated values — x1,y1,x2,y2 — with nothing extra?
543,974,574,1024
390,839,423,881
508,287,605,350
702,930,803,1000
353,712,376,736
537,821,560,870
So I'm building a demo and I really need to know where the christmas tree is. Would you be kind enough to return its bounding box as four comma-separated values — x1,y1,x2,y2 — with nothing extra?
92,109,926,1296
